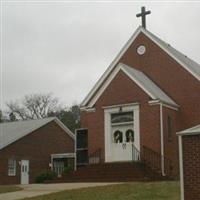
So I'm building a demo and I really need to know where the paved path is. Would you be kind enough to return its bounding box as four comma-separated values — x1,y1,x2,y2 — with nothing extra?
0,182,120,200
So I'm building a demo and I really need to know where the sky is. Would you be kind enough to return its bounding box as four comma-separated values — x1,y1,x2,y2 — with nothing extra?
1,1,200,110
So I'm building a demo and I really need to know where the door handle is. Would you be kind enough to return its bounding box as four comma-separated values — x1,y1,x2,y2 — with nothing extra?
122,143,126,149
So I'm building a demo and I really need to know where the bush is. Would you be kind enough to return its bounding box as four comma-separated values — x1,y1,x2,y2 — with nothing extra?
35,170,57,183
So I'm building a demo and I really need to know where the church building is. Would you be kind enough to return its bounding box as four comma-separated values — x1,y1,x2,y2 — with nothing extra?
78,7,200,178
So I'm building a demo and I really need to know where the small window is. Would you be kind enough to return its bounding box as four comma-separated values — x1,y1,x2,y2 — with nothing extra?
126,129,134,143
113,130,123,143
137,45,146,55
167,116,173,142
111,112,133,124
8,159,16,176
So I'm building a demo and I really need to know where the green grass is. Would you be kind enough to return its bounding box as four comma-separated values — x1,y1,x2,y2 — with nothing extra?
22,181,180,200
0,185,22,194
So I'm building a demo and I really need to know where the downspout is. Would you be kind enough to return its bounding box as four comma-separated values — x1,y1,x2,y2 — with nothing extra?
160,103,165,176
74,130,77,171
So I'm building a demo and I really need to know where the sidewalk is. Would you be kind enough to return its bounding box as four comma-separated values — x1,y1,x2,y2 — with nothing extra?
0,182,119,200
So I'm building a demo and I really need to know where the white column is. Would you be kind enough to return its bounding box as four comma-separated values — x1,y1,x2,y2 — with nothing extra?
179,135,184,200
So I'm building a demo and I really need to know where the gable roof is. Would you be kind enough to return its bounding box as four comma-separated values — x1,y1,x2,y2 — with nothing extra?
145,28,200,80
177,124,200,136
0,117,74,150
84,63,178,108
81,26,200,108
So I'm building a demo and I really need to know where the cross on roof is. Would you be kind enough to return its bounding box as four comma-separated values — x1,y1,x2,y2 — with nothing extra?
136,7,151,29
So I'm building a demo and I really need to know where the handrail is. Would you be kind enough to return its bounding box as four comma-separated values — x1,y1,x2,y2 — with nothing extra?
131,143,141,161
88,148,102,164
88,145,173,177
142,146,173,177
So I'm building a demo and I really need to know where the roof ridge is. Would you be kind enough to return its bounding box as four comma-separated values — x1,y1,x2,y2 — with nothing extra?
144,28,200,64
141,28,200,79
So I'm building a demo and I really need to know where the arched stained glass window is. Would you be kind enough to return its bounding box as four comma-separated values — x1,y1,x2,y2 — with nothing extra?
113,130,123,143
126,129,134,142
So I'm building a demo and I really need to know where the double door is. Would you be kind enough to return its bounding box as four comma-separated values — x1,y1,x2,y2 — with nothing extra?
112,123,135,162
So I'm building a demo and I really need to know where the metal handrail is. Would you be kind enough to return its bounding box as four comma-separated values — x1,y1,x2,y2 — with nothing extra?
88,145,173,177
131,143,141,161
88,148,102,164
142,146,173,177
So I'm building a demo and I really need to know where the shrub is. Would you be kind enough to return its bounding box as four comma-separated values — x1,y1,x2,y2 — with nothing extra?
35,170,57,183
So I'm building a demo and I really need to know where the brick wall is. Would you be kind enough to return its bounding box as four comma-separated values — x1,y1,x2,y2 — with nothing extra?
163,107,180,176
0,121,74,184
83,32,200,130
81,71,161,161
117,32,200,129
182,135,200,200
81,31,200,177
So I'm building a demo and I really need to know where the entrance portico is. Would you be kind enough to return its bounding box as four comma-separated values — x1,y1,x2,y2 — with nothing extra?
104,103,140,163
51,153,75,177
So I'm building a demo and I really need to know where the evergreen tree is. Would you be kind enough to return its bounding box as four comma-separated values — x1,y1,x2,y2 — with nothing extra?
9,112,17,122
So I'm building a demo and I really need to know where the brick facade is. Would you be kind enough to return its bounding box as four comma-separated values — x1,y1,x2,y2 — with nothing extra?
182,135,200,200
81,71,161,161
162,106,180,175
81,30,200,177
0,121,74,184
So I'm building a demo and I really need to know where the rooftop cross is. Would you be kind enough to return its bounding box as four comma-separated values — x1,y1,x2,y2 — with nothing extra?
136,7,151,29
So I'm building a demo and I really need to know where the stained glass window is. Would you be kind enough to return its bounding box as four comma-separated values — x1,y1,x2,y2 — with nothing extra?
111,112,133,124
126,129,134,142
113,130,123,143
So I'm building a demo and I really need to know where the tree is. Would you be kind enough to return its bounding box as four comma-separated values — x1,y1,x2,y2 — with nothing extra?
0,110,3,123
9,112,17,122
57,104,81,133
0,110,9,123
6,93,81,133
7,93,61,120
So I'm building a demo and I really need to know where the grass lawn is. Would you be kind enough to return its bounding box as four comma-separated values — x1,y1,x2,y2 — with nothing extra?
22,181,180,200
0,185,22,194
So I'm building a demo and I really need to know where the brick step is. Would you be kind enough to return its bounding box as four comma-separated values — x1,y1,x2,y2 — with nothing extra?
64,173,144,178
74,163,144,170
70,167,143,173
47,162,168,183
71,169,142,175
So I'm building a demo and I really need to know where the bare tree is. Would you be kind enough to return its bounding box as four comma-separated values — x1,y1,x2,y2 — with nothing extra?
7,93,61,120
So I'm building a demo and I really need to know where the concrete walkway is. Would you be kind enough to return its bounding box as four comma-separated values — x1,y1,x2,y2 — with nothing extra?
0,182,120,200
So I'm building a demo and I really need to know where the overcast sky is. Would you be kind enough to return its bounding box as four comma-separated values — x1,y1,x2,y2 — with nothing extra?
1,1,200,110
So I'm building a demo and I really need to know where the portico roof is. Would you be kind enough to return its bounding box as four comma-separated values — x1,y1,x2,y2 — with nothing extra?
82,63,178,108
177,124,200,136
